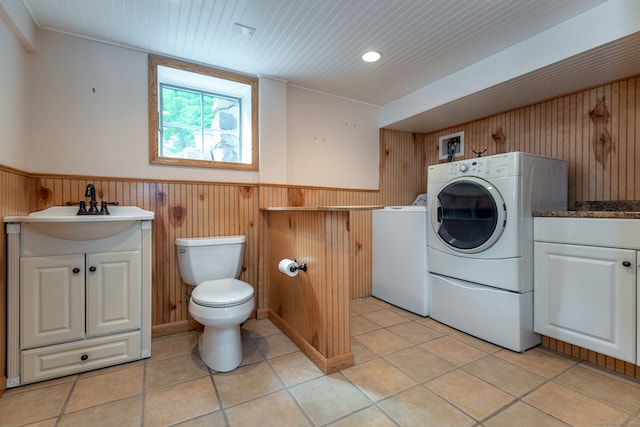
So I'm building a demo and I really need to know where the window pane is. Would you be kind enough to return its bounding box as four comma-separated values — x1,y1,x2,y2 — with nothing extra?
161,88,243,162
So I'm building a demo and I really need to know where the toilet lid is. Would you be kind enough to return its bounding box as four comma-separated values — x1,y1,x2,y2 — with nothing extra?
191,278,254,308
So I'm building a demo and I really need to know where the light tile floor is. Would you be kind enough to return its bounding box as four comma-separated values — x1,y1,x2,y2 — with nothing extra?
3,297,640,426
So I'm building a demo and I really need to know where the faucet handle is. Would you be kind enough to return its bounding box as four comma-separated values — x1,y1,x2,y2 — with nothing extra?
99,201,119,215
66,200,88,215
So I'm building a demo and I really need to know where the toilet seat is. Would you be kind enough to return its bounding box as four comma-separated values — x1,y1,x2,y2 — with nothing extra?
192,278,254,308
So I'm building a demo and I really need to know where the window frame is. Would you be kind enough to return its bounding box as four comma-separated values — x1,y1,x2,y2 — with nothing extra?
148,55,259,171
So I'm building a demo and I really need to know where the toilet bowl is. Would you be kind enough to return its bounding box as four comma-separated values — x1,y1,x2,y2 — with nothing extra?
176,236,255,372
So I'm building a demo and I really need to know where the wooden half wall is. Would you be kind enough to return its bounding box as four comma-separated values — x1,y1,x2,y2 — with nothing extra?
264,208,355,373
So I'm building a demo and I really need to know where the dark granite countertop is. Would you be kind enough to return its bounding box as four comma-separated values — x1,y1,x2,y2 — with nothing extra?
534,211,640,219
533,200,640,219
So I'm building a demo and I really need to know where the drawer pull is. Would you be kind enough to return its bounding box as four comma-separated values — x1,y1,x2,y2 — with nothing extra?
622,261,631,267
80,354,88,361
72,267,80,274
89,266,97,272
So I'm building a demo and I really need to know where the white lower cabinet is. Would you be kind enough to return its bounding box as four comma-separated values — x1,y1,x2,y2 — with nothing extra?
21,251,141,351
534,217,639,364
5,219,153,387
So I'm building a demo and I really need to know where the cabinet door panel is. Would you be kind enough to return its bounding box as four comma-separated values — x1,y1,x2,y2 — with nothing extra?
21,255,85,348
534,242,636,362
86,251,141,336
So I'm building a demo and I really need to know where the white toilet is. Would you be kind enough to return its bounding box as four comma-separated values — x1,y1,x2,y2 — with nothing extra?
176,235,255,372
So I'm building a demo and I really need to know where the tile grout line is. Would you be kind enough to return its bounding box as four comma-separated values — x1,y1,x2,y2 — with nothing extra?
207,368,230,426
352,305,559,425
53,375,78,426
5,303,640,426
139,359,148,427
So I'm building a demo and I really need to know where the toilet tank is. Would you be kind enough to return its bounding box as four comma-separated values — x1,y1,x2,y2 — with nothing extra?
176,235,245,285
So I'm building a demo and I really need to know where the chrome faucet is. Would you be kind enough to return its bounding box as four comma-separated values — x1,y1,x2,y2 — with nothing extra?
85,184,98,213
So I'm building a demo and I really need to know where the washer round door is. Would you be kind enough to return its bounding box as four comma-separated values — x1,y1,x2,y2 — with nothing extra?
431,176,507,254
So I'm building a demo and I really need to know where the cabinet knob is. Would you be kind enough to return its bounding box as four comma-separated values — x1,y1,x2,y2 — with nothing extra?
80,354,88,361
622,261,631,267
89,266,97,272
72,267,80,274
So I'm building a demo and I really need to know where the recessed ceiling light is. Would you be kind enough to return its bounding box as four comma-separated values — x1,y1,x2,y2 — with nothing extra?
362,50,382,63
233,23,256,37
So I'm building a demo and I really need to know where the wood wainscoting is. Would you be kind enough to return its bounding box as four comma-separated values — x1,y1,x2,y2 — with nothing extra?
543,336,640,380
262,207,380,374
26,178,261,337
427,75,640,206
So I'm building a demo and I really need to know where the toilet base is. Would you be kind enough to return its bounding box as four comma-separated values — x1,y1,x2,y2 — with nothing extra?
199,325,243,372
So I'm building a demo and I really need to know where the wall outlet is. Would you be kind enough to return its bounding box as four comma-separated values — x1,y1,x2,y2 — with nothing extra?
438,131,464,160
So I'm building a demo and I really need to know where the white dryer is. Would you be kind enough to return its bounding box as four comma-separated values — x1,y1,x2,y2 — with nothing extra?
427,152,567,351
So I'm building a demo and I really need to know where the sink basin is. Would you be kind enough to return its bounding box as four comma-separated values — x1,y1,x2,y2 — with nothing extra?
4,206,155,241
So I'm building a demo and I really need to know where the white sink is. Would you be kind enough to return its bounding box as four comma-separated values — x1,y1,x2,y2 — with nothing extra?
4,206,155,241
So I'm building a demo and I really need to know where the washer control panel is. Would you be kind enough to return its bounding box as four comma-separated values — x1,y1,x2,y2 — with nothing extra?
445,154,514,178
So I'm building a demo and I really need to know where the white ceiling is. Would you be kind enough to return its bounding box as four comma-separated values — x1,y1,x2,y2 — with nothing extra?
18,0,640,132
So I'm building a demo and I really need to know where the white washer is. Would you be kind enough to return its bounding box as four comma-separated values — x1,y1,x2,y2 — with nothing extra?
372,206,429,316
427,152,567,351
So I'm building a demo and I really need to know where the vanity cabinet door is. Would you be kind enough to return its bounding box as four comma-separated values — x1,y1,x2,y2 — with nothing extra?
534,242,636,362
21,255,85,348
86,251,141,337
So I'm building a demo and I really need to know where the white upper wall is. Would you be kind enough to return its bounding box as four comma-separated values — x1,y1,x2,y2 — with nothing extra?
287,87,379,189
28,31,258,183
258,77,288,185
0,14,29,170
26,30,380,188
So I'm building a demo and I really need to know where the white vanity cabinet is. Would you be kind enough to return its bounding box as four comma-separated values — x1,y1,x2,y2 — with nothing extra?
5,214,153,387
534,217,639,363
21,251,141,349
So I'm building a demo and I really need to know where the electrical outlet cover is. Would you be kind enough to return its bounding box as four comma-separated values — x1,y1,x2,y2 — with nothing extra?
438,131,464,160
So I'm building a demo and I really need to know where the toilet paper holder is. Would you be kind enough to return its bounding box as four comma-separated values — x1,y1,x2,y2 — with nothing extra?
290,259,307,272
278,258,308,277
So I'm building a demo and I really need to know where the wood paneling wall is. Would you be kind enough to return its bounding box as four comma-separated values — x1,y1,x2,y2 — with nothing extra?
543,336,640,378
27,177,260,334
427,76,640,208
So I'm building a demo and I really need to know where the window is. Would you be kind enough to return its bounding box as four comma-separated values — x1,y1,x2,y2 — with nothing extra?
148,55,258,170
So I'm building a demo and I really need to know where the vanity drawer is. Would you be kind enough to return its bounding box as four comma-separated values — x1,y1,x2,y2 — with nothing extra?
22,331,140,384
